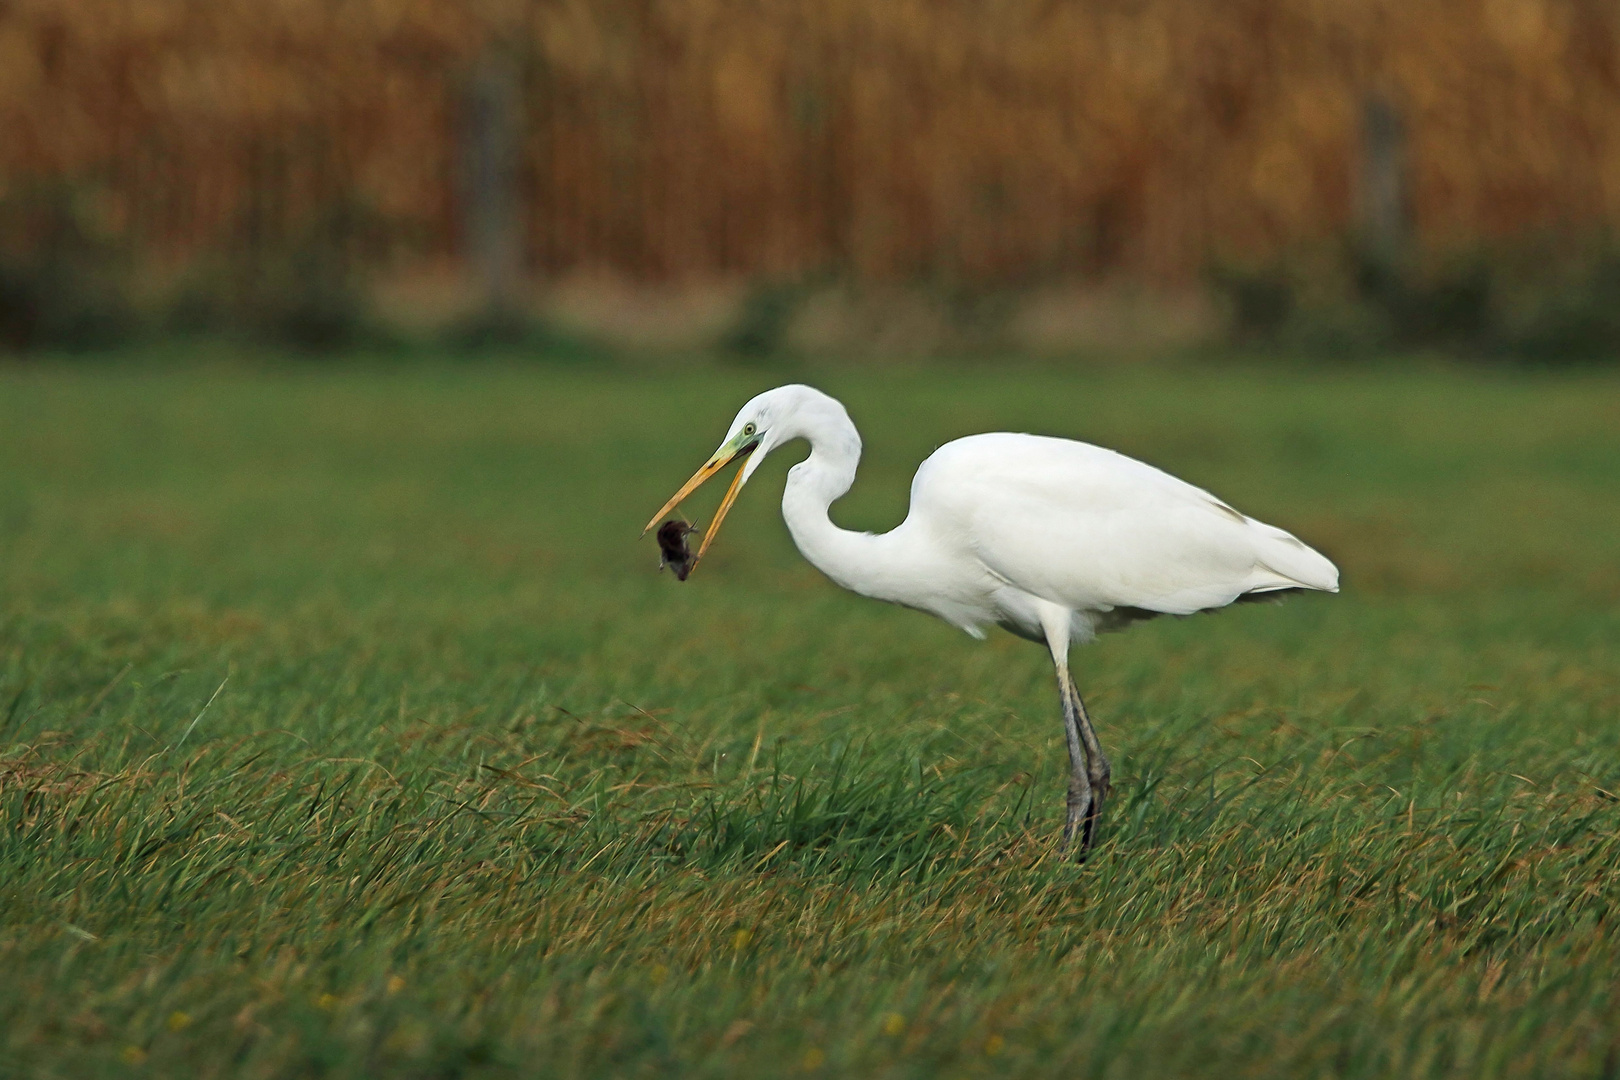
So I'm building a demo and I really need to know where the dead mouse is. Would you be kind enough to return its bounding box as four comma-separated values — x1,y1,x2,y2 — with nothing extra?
656,519,700,581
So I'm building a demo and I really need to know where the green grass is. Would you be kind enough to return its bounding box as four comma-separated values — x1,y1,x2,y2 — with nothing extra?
2,357,1619,1078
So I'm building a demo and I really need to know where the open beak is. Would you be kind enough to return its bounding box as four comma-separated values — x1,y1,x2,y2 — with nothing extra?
642,436,759,574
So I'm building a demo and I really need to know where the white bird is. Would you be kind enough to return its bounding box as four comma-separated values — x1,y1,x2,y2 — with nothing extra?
645,385,1338,857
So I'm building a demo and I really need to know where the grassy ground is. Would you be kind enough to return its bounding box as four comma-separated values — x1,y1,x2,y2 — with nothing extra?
2,356,1618,1078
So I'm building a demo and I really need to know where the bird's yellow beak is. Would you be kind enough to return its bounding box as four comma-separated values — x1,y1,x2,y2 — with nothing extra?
642,433,759,575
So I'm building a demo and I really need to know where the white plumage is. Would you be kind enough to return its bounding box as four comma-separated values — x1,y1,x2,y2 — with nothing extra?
646,384,1338,857
900,432,1338,638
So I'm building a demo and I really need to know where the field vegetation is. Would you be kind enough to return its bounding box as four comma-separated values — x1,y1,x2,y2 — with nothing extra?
8,0,1620,359
2,356,1618,1077
7,0,1620,282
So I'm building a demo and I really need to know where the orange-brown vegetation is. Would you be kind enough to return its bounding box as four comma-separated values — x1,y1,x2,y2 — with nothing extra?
1,0,1617,283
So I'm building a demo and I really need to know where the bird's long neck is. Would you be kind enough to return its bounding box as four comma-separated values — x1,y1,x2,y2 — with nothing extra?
780,412,909,602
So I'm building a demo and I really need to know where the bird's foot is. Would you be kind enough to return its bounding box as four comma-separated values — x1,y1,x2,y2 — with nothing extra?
1062,790,1096,863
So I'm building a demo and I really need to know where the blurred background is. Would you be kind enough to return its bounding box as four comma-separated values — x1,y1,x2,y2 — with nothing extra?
2,0,1619,361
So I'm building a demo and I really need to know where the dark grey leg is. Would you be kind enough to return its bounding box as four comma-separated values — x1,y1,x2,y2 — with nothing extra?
1058,675,1095,858
1036,601,1107,860
1067,676,1111,852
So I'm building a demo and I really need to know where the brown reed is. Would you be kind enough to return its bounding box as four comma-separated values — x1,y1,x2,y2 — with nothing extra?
0,0,1616,284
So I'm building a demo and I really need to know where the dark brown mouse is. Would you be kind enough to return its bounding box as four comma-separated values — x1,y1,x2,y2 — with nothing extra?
656,519,700,581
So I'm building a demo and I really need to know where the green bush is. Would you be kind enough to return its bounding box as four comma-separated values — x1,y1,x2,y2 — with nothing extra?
1209,235,1620,362
0,185,138,351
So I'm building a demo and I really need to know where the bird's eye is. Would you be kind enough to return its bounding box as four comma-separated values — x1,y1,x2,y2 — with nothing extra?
742,422,757,437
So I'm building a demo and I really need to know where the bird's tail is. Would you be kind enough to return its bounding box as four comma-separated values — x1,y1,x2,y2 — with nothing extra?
1249,521,1340,593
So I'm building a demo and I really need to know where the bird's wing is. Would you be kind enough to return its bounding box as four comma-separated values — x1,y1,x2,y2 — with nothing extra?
909,433,1338,616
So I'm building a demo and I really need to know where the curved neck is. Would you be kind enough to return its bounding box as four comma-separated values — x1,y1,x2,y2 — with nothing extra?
779,412,906,600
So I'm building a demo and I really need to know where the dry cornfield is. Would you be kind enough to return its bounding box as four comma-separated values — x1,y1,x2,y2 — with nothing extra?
1,0,1618,284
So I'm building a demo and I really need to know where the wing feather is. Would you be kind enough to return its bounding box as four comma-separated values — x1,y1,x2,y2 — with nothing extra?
909,433,1337,616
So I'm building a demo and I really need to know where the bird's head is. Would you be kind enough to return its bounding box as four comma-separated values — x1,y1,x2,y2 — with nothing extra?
642,385,848,575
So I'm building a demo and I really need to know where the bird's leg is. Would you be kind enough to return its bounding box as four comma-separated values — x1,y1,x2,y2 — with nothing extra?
1067,675,1111,851
1057,673,1095,858
1037,600,1099,860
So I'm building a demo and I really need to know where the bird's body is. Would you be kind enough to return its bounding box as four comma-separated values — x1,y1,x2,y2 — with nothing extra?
646,384,1338,856
781,427,1337,645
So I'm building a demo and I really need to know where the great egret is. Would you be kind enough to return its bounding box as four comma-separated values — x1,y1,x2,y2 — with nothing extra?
645,385,1338,856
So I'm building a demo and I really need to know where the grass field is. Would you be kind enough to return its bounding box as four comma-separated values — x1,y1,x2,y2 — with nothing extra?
2,356,1618,1078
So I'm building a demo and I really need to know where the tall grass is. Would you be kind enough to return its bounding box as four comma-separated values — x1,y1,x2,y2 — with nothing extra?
2,357,1618,1076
